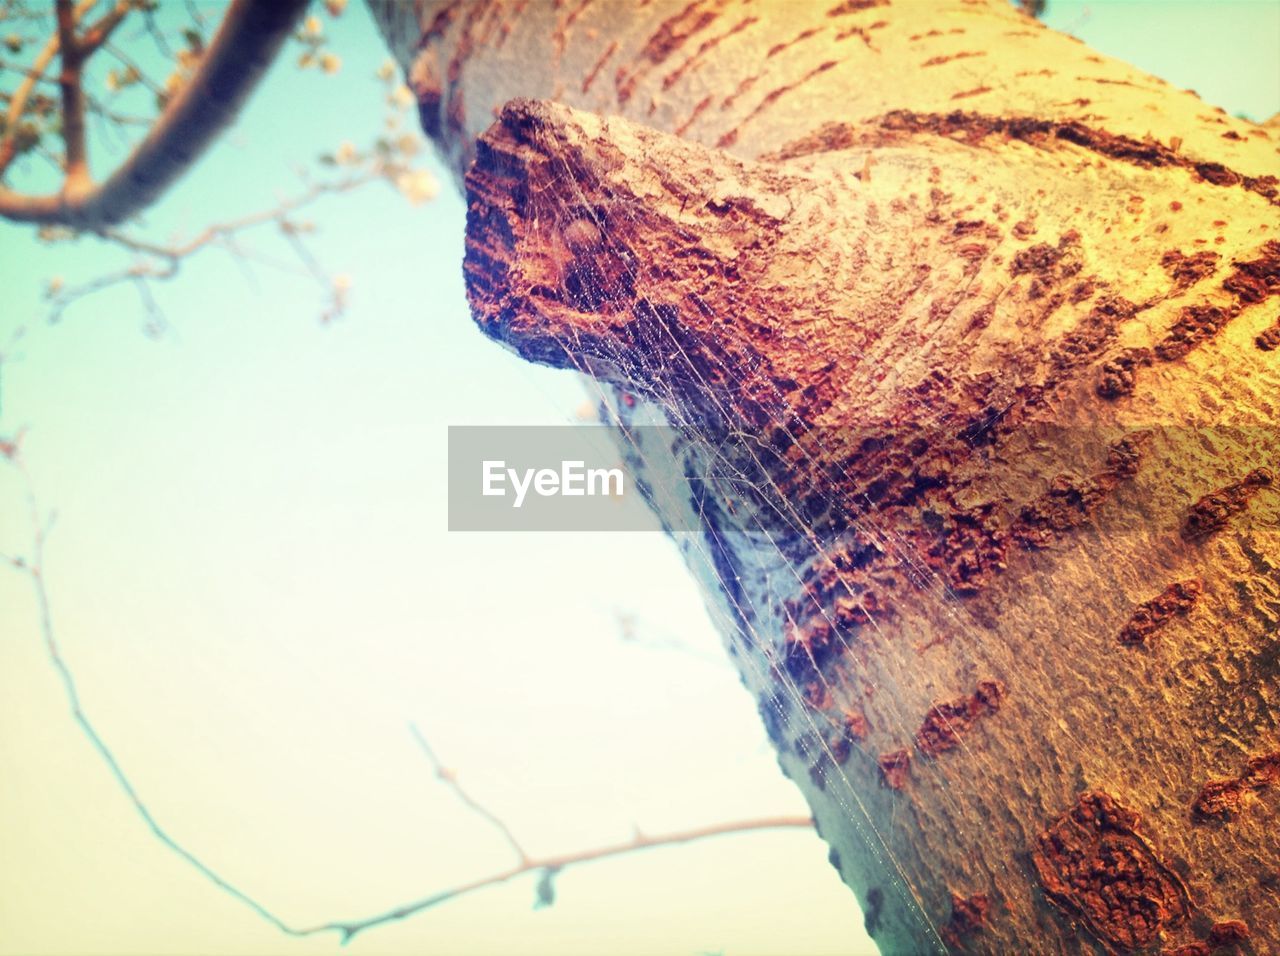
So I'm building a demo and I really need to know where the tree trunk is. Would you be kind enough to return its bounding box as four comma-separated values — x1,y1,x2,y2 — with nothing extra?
369,2,1279,952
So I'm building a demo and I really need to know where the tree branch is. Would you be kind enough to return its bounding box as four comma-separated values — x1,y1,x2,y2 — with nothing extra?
78,0,133,56
103,40,163,96
0,0,309,227
54,0,89,192
41,172,380,325
0,447,812,944
0,0,93,178
304,814,816,944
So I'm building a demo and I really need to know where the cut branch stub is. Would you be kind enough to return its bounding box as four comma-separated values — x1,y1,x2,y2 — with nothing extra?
465,97,1280,442
465,97,828,439
464,97,1280,541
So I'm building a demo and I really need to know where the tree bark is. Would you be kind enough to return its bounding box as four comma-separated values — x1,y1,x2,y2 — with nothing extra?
369,2,1280,952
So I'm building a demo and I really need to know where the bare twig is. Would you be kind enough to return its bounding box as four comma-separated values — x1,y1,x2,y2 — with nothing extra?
101,173,376,258
44,172,381,324
103,40,163,96
1,450,813,945
78,0,134,56
85,92,151,129
0,59,62,87
302,814,815,944
410,724,530,864
140,6,173,59
130,272,167,338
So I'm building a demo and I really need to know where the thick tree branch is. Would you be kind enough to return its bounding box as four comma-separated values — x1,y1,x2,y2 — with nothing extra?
378,1,1280,951
0,0,310,227
53,0,89,190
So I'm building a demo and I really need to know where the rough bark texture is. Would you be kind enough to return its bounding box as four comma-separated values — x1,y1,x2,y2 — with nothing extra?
369,2,1279,953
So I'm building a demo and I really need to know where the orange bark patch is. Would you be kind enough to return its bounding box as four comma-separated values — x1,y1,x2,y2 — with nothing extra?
766,26,821,58
943,892,990,948
1097,347,1153,399
868,111,1280,206
581,40,617,93
1160,249,1220,289
1117,579,1201,647
1155,303,1238,361
827,0,887,15
1182,468,1273,541
661,15,758,91
1222,239,1280,303
926,503,1008,595
921,51,986,68
1011,432,1150,549
878,748,910,790
843,706,869,741
1011,473,1112,548
615,0,721,104
1193,750,1280,821
1033,791,1191,952
915,679,1004,757
1208,919,1251,946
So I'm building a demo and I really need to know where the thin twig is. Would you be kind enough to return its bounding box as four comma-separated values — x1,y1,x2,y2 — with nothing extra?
78,0,133,56
302,814,815,944
409,724,529,864
44,173,379,324
103,39,163,96
2,450,299,935
614,607,727,667
140,7,173,58
0,59,63,87
85,92,151,129
130,272,167,337
1,451,813,945
101,173,375,259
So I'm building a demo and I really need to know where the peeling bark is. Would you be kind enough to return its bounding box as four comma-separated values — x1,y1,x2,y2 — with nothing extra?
369,2,1280,952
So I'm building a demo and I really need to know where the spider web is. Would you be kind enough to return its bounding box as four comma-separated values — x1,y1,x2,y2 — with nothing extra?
489,117,1067,955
